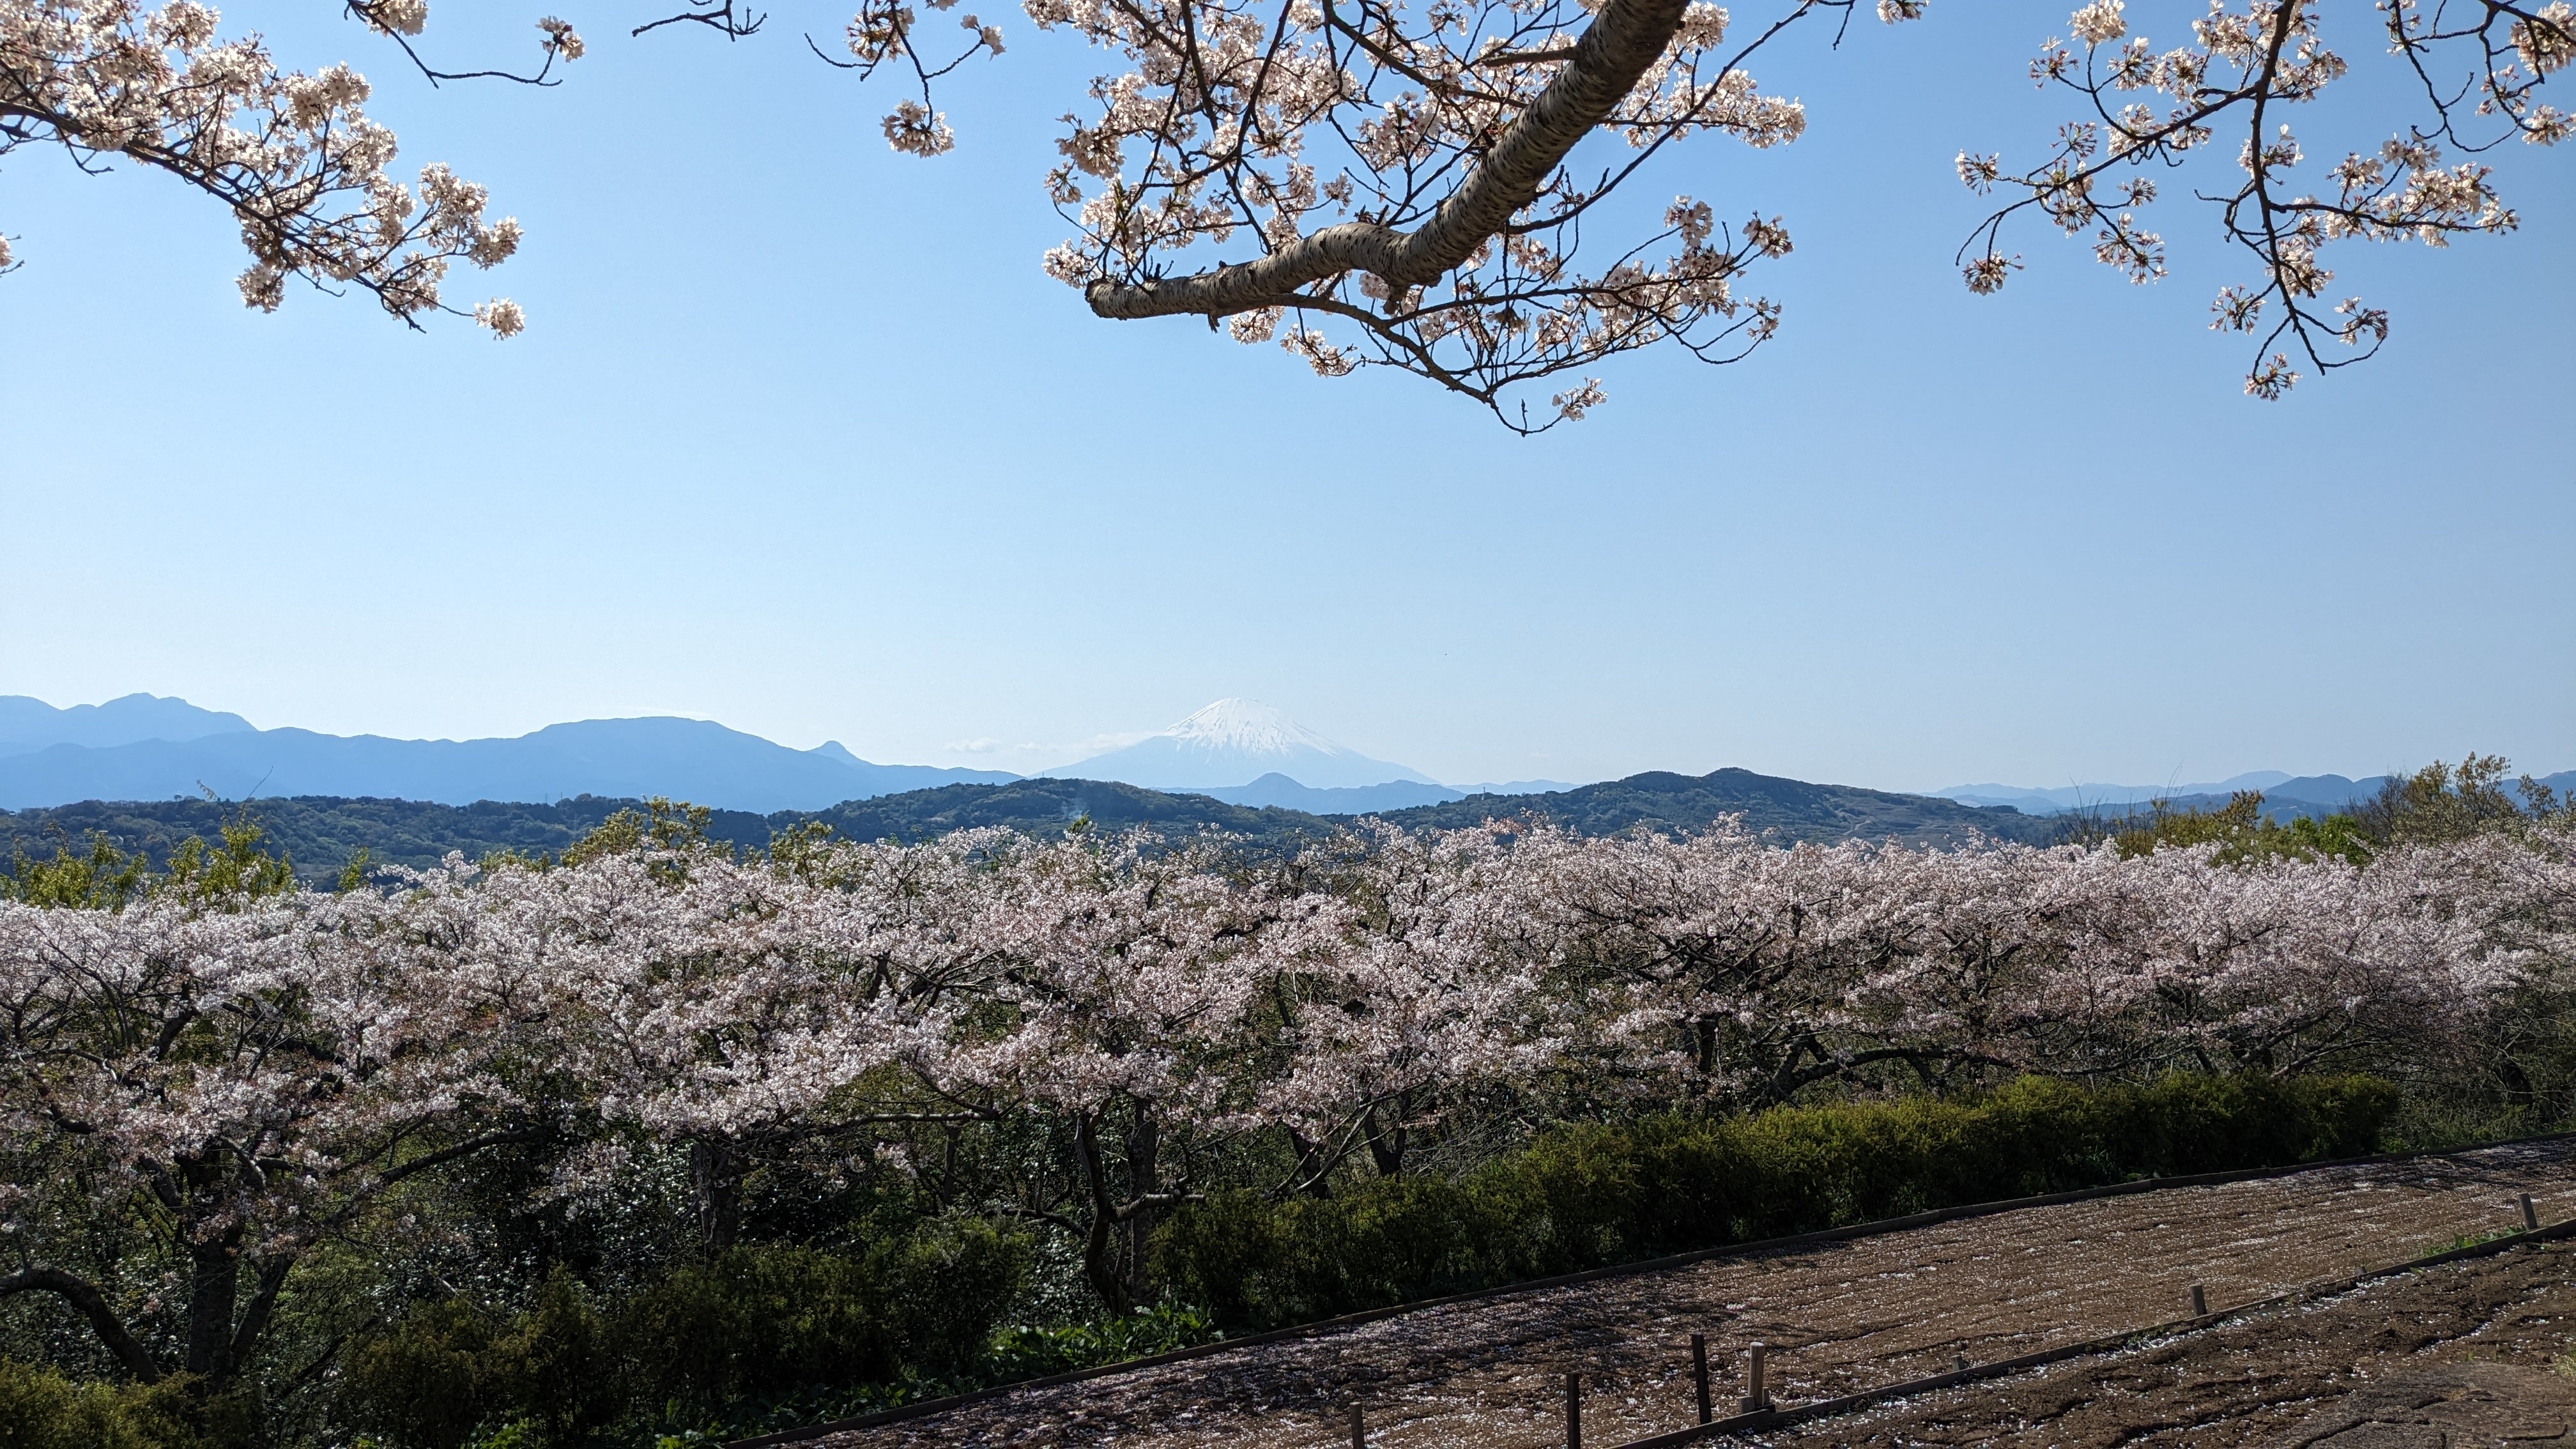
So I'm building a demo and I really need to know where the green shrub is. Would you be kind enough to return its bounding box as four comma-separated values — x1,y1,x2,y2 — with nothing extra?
620,1245,898,1410
343,1298,497,1449
873,1216,1030,1376
1156,1073,2397,1331
620,1220,1024,1413
0,1360,201,1449
487,1272,619,1445
345,1271,617,1449
346,1219,1027,1448
982,1304,1218,1382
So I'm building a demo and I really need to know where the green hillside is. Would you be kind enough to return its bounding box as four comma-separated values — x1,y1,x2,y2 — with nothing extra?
0,785,1335,882
1371,767,2051,845
798,778,1330,845
0,769,2046,884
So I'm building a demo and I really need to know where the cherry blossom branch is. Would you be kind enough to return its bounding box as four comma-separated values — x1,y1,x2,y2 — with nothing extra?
342,3,586,87
1085,0,1690,317
1960,0,2562,397
0,2,533,335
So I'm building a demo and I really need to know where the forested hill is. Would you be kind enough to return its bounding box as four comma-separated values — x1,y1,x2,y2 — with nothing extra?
0,769,2046,882
0,783,1338,880
0,797,716,880
799,779,1326,847
1369,767,2051,845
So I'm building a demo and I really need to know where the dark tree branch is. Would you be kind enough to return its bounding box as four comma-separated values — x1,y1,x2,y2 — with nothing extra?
1085,0,1690,319
0,1267,164,1383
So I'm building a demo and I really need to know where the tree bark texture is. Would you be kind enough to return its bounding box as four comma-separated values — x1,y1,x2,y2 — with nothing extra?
1085,0,1691,319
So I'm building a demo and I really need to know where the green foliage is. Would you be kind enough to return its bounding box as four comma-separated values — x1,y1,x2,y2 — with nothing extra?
1,833,149,909
344,1223,1026,1449
0,797,747,889
1,814,294,910
560,800,718,869
0,767,2071,890
981,1303,1216,1382
0,788,1324,887
161,818,297,902
1374,767,2053,846
620,1224,1020,1411
342,1299,500,1449
2421,1226,2520,1257
1155,1074,2398,1331
0,1360,206,1449
2355,754,2548,848
2108,791,2370,864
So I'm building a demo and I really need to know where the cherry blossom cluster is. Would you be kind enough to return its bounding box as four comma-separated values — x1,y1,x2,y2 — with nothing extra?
1007,0,1850,427
1961,0,2566,396
3,810,2566,1364
0,1,567,332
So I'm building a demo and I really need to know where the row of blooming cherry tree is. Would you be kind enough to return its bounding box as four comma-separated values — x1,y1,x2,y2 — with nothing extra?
2,811,2570,1383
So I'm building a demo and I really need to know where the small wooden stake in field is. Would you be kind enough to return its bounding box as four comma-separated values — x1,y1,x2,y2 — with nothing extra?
1348,1402,1365,1449
1690,1333,1712,1424
2523,1194,2540,1230
1741,1342,1772,1414
1565,1371,1582,1449
2189,1283,2208,1316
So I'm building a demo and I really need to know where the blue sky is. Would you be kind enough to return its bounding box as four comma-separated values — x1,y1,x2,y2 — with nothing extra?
0,2,2566,792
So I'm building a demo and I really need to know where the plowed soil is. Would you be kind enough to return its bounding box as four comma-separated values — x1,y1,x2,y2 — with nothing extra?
1754,1241,2576,1446
812,1140,2576,1449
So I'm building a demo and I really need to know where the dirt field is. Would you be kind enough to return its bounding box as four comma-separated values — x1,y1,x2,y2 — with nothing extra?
1756,1240,2576,1446
809,1140,2576,1449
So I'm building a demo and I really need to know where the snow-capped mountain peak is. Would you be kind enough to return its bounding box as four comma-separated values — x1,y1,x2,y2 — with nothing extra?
1045,699,1439,791
1157,698,1347,756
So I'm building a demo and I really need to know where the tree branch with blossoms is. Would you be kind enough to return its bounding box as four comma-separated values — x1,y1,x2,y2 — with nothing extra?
1011,0,1849,427
1957,0,2566,397
809,0,1006,156
344,1,587,87
0,1,544,334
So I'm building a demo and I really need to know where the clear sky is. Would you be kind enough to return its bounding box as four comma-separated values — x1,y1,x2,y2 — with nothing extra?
1,3,2567,792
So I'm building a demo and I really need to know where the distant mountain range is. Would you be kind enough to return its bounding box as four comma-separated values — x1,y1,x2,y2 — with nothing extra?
0,694,1499,813
1933,770,2576,822
1932,773,2303,813
0,698,1011,814
1,694,2559,847
1196,773,1468,813
1,694,254,753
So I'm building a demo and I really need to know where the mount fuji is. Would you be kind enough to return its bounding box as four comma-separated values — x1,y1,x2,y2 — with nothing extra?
1043,699,1443,792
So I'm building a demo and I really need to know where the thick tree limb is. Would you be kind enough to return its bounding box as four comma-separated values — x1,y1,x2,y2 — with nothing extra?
0,1266,164,1383
1085,0,1689,319
227,1258,295,1374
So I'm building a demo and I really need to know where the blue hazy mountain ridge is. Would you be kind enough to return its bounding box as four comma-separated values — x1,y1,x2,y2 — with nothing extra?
1933,772,2301,812
0,693,254,755
2167,771,2575,820
2106,774,2389,823
1197,774,1467,813
1045,698,1441,791
0,716,1015,814
1932,771,2575,823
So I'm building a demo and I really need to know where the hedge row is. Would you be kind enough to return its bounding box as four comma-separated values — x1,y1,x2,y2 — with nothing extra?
344,1220,1026,1448
1155,1073,2398,1331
